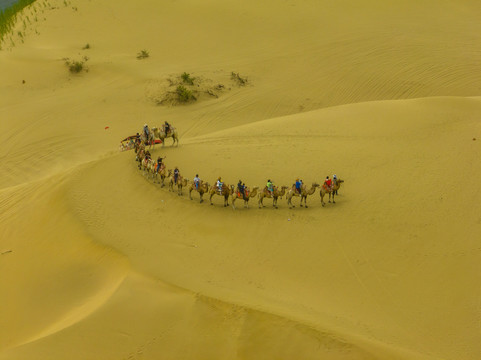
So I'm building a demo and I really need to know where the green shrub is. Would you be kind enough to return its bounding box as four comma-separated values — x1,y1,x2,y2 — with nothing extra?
68,61,84,73
65,57,88,73
137,49,149,59
181,72,194,85
231,72,247,86
176,85,195,102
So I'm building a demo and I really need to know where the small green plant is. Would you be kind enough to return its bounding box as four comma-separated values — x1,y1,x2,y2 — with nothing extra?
181,72,194,85
231,71,247,86
65,57,88,73
68,61,84,73
136,49,149,59
82,43,90,49
176,85,195,102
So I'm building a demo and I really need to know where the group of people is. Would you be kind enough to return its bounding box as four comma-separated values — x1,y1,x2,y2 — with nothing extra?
139,148,339,198
265,175,338,195
134,125,340,202
142,121,172,142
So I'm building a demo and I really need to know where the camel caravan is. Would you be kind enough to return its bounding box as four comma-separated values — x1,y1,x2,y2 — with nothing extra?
128,124,344,209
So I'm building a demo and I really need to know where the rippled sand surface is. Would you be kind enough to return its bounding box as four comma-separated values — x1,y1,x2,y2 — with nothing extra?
1,1,480,359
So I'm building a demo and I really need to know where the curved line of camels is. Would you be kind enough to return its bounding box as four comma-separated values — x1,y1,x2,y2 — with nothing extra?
131,126,344,210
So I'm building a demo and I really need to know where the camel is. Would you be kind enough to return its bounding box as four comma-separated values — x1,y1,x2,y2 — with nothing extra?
188,181,210,203
176,177,188,196
286,183,320,209
160,169,172,187
258,185,288,209
152,163,168,185
135,146,146,169
231,186,259,209
168,171,187,195
209,183,232,207
153,125,179,147
133,139,142,153
320,178,344,206
141,157,154,177
140,129,155,149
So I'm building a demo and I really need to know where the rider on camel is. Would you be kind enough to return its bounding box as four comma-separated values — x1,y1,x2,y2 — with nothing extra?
266,179,274,197
174,167,180,184
216,177,223,193
193,174,200,189
164,121,171,135
237,180,246,199
295,178,302,194
156,156,165,172
323,176,332,191
143,124,149,138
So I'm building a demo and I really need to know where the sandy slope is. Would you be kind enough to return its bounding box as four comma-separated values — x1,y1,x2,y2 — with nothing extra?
1,0,481,359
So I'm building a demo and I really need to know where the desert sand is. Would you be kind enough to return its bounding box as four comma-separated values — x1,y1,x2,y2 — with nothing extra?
1,0,480,359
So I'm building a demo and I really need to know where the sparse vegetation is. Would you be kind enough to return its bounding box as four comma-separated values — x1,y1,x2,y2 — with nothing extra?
176,85,196,102
0,0,37,46
181,72,194,85
137,49,149,59
231,72,247,86
83,43,90,49
150,71,246,106
65,57,89,73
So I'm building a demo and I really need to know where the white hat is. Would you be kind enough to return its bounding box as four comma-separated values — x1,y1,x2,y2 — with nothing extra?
333,174,337,178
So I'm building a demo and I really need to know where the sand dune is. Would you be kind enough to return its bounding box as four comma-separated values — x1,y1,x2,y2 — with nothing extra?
1,0,480,359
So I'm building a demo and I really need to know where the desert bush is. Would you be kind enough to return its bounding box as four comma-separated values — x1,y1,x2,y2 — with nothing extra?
68,61,84,73
176,85,195,102
65,57,88,73
181,72,194,85
231,72,247,86
137,49,149,59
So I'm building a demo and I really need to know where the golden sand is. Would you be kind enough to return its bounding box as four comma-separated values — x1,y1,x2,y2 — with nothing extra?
1,0,480,359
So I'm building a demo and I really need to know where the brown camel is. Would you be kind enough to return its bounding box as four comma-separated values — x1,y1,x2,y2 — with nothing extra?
141,157,154,177
140,129,155,149
189,181,210,203
231,186,259,209
135,145,146,169
152,163,167,185
153,125,179,147
176,177,188,196
168,171,187,195
258,186,288,209
209,183,232,207
286,183,320,209
159,168,172,187
320,178,344,206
